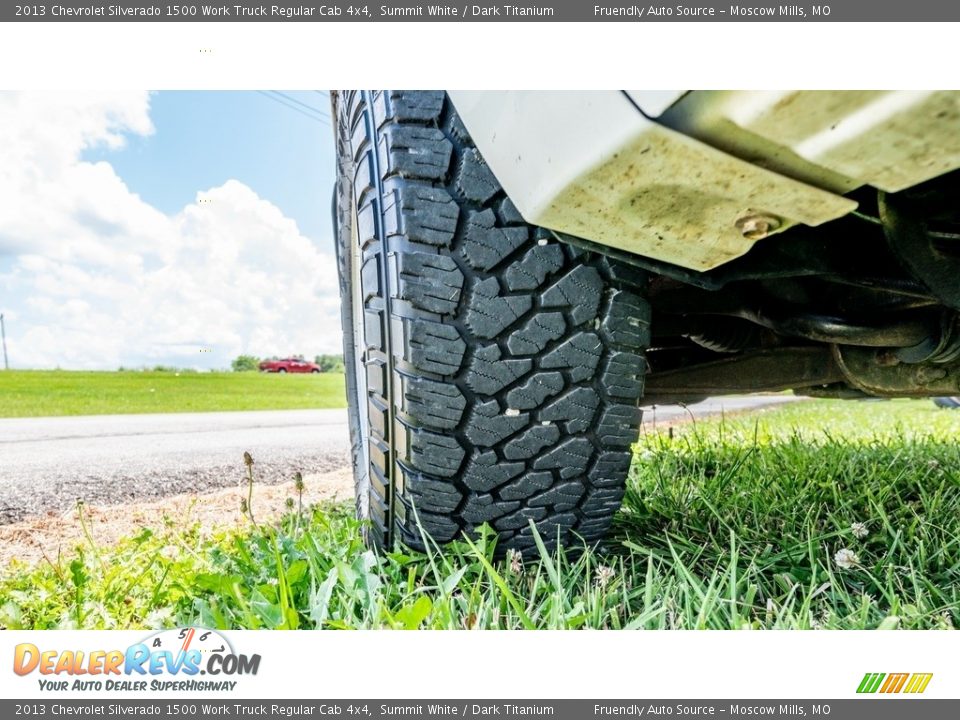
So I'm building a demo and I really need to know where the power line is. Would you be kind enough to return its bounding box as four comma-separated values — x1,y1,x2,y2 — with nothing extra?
258,90,330,125
269,90,331,119
255,91,331,127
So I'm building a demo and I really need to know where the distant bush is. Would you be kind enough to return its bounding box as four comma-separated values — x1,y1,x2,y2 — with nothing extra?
314,354,345,373
152,364,195,373
118,365,197,373
231,355,261,372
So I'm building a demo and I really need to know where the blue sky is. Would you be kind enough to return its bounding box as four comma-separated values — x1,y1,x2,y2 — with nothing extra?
0,91,345,370
83,91,336,244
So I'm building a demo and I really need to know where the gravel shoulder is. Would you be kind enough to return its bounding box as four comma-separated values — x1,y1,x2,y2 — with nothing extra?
0,409,350,523
0,468,354,570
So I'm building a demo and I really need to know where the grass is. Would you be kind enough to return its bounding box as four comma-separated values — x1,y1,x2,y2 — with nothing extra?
0,370,347,417
1,399,959,629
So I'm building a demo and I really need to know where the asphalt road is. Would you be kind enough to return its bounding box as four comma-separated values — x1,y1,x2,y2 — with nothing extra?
0,409,351,524
0,395,797,524
640,395,799,425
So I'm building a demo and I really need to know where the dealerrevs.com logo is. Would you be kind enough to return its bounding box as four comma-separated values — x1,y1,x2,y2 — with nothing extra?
13,627,261,692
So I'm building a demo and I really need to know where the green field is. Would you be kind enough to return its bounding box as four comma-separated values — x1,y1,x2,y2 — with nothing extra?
0,370,347,417
2,398,959,629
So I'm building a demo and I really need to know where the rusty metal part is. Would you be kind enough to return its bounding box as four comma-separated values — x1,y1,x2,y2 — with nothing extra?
833,345,960,397
643,347,844,404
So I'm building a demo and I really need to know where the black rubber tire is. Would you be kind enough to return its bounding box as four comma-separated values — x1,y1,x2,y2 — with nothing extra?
933,396,960,409
334,90,651,554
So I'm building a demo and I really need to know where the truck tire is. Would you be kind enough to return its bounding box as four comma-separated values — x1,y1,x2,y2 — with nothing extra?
334,90,651,554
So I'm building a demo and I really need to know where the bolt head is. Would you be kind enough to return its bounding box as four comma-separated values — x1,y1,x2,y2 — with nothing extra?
736,213,781,241
875,350,901,367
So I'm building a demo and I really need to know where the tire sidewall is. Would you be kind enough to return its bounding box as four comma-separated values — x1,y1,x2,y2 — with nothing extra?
334,95,374,540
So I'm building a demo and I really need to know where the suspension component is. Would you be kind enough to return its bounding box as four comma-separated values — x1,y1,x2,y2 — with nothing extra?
644,333,960,404
880,189,960,311
644,347,844,404
734,307,936,348
894,312,960,364
834,344,960,397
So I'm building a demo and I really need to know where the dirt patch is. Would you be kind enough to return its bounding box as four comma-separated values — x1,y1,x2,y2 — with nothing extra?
0,469,353,570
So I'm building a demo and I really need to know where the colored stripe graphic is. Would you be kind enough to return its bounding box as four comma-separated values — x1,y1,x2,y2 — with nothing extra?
857,672,932,694
857,673,885,693
880,673,909,693
904,674,934,694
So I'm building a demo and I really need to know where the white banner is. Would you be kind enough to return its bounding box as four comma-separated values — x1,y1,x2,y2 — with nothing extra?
1,629,954,700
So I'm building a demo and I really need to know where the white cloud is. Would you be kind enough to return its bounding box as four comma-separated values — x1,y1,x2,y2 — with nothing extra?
0,92,342,370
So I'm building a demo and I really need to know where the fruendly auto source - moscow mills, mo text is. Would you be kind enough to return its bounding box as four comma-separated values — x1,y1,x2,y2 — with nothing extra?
594,4,828,17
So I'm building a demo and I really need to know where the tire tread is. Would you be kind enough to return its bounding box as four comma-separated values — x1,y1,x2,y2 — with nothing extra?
336,90,651,552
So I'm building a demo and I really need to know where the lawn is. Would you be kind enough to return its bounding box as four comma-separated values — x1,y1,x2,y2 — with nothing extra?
0,370,347,417
1,398,958,629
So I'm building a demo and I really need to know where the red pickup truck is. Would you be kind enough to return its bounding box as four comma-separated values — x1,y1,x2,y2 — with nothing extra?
258,358,322,374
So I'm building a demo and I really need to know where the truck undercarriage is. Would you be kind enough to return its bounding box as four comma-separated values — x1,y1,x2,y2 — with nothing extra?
604,172,960,404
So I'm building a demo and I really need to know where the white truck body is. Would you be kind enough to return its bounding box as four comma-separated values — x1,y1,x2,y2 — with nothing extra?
449,90,960,271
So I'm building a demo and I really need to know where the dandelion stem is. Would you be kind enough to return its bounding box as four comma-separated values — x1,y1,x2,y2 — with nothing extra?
243,452,259,531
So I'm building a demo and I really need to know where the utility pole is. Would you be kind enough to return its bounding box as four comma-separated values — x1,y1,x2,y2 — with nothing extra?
0,313,7,370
